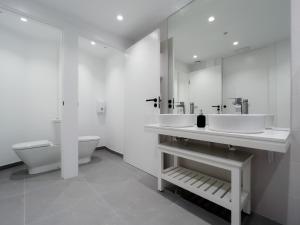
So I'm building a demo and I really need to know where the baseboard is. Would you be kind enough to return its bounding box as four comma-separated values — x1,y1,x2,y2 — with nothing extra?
95,146,107,150
96,146,123,157
0,161,24,171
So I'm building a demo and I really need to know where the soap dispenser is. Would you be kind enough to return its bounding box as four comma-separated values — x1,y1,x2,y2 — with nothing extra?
197,110,206,128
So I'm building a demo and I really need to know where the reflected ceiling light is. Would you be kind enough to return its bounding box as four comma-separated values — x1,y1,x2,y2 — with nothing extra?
208,16,215,23
233,41,239,46
116,14,124,21
150,31,159,40
193,55,198,59
90,41,96,46
20,17,28,22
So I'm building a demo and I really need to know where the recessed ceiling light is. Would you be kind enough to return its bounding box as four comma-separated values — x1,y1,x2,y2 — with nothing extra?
193,55,198,59
116,14,124,21
20,17,28,22
90,41,96,46
208,16,215,23
233,41,239,46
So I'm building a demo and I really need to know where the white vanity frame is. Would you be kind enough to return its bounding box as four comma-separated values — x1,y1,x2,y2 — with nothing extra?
146,124,290,225
158,142,252,225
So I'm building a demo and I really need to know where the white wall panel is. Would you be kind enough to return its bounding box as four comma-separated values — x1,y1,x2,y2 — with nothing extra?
0,28,60,166
124,30,160,176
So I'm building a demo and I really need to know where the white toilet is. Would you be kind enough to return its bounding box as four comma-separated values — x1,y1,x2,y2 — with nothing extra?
12,119,100,174
12,140,60,174
13,136,100,174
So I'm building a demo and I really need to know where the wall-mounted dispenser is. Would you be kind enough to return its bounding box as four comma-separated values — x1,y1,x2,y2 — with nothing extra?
52,118,61,146
96,101,106,114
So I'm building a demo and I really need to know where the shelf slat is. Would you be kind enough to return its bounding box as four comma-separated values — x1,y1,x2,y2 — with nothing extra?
207,180,224,195
162,166,248,210
214,183,231,199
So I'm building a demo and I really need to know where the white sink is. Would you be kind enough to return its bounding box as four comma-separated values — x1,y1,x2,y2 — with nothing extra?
158,114,197,127
208,114,266,134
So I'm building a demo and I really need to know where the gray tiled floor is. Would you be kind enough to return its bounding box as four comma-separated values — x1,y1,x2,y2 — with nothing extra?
0,150,280,225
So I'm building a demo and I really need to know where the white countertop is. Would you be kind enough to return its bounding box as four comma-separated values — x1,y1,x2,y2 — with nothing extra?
145,124,291,153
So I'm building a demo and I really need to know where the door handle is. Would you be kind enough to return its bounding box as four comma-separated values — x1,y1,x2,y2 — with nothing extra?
146,98,158,103
146,97,161,108
212,105,221,113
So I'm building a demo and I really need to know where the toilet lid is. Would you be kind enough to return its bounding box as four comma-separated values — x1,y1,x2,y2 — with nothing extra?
78,136,100,142
12,140,52,150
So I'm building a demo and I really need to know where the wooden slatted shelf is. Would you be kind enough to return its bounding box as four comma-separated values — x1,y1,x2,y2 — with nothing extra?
157,142,253,225
162,166,249,210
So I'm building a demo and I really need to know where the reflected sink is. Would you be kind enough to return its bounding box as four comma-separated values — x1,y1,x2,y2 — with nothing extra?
208,114,266,134
158,114,197,127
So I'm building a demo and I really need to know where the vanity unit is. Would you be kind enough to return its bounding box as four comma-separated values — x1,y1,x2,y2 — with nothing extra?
145,121,290,225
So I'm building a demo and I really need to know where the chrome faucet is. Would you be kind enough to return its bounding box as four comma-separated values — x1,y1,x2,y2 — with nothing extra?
190,102,198,114
231,98,249,114
241,99,249,114
176,102,185,114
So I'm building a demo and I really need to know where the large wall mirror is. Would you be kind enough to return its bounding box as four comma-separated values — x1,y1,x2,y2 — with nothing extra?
167,0,291,128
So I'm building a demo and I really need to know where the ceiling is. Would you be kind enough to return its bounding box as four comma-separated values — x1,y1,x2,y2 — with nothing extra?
30,0,192,42
79,37,122,59
0,9,131,58
0,9,61,42
168,0,291,64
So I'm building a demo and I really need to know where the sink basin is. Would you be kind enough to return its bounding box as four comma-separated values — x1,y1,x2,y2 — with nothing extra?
208,114,266,134
158,114,197,127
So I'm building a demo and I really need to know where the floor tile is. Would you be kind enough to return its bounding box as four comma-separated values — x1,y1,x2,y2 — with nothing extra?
28,195,127,225
101,179,176,224
84,162,136,195
243,213,281,225
0,177,24,200
0,149,283,225
0,194,24,225
173,197,229,225
25,178,94,224
143,202,212,225
24,170,63,193
0,164,26,181
0,166,25,200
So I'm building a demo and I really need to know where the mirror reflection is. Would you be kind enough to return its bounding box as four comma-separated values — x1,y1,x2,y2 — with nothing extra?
168,0,291,128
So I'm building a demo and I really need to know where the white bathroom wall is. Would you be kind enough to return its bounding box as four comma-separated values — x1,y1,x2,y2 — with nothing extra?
223,40,291,127
274,41,291,128
78,45,126,153
174,59,190,112
0,28,60,166
78,50,106,147
174,59,222,114
105,53,125,154
288,0,300,224
189,65,222,114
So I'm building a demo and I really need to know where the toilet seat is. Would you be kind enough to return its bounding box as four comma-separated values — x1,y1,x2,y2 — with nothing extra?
12,140,52,150
79,136,100,142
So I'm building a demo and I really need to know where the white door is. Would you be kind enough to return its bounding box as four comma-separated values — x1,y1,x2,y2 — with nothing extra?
124,30,160,176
